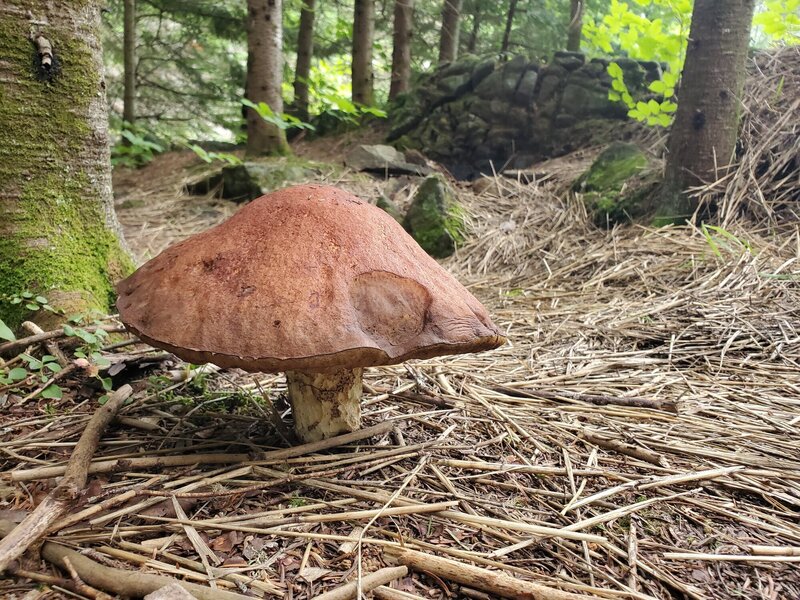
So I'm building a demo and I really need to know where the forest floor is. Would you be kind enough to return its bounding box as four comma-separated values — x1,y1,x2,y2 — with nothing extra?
1,136,799,600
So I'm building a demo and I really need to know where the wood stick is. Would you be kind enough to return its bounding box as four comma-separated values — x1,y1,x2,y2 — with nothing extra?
387,548,602,600
493,385,678,413
0,385,133,573
749,545,800,556
664,552,800,562
373,586,427,600
11,420,394,482
20,320,69,367
580,431,669,468
0,519,253,600
312,566,408,600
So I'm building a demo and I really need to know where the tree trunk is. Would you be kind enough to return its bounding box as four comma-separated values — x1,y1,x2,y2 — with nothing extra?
657,0,755,223
123,0,136,128
567,0,583,52
352,0,375,106
0,1,132,328
292,0,315,123
438,0,462,64
467,4,481,53
501,0,518,53
246,0,289,156
389,0,414,100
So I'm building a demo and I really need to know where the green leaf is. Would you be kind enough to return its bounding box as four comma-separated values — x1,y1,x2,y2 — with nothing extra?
649,80,666,94
611,78,627,92
607,62,623,79
35,296,48,304
100,377,113,392
660,100,678,113
25,303,39,311
20,354,42,370
8,367,27,381
21,292,34,299
40,385,63,400
0,319,15,342
45,362,62,373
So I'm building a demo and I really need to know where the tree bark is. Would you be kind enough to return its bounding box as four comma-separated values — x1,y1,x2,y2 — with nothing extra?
658,0,756,223
501,0,518,53
292,0,315,122
123,0,136,127
467,3,482,53
389,0,414,100
246,0,289,156
567,0,583,52
352,0,375,106
0,1,132,328
438,0,463,64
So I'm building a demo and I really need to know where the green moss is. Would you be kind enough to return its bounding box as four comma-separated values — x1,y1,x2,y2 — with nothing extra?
403,175,466,258
574,142,648,193
0,5,133,327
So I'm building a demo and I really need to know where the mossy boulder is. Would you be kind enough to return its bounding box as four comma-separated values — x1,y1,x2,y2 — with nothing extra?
376,195,404,223
574,142,651,226
186,158,331,202
403,175,466,258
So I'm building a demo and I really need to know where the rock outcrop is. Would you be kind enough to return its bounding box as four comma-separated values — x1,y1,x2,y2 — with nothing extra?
389,52,662,178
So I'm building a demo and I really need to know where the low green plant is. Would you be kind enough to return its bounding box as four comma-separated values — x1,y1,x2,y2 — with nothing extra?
0,294,114,402
112,126,165,167
241,98,316,132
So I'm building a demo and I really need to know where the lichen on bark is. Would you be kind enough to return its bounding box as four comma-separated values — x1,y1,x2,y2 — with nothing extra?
0,2,133,327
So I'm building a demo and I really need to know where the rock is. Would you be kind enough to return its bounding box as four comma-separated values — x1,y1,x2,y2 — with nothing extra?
613,57,648,89
470,58,497,88
437,72,473,98
185,159,323,202
144,584,196,600
561,79,628,119
345,144,432,176
403,175,466,258
376,195,404,222
573,142,651,226
513,68,539,106
553,51,586,72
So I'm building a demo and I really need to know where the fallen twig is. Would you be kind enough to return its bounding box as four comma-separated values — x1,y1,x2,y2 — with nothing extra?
0,519,254,600
0,385,132,572
312,566,408,600
386,547,602,600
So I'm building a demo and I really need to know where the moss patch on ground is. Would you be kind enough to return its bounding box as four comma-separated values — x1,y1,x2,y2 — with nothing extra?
403,175,466,258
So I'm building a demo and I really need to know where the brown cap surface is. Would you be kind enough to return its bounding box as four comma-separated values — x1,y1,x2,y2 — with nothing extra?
117,184,505,372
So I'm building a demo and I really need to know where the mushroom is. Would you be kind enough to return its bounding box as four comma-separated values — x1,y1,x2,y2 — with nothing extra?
116,185,505,442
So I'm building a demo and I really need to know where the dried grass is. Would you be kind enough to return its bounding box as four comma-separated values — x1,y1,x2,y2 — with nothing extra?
2,47,799,600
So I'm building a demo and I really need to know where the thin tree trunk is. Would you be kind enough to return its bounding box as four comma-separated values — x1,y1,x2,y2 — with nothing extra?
389,0,414,100
352,0,375,105
292,0,315,122
438,0,462,64
0,1,132,328
246,0,289,156
567,0,583,52
501,0,518,53
467,4,481,53
658,0,756,222
123,0,136,128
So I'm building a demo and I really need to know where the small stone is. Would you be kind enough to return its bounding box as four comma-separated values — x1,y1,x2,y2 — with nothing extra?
345,145,432,176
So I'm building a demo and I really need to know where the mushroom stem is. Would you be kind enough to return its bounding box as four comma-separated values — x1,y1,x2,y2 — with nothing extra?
285,368,363,442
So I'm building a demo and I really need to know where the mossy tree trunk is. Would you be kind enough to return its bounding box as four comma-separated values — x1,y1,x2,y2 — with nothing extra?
122,0,136,129
438,0,462,64
567,0,583,52
352,0,375,106
0,1,133,328
245,0,290,156
291,0,315,123
656,0,755,223
389,0,414,101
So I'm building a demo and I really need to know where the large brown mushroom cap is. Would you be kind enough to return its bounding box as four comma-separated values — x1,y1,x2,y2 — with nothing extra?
117,184,505,372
